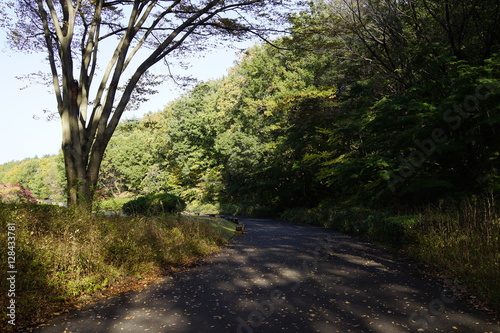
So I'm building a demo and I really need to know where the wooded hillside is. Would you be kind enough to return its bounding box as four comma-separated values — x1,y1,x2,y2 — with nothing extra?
3,0,500,215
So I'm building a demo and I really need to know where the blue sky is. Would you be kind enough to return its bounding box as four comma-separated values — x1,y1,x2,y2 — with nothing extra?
0,31,251,165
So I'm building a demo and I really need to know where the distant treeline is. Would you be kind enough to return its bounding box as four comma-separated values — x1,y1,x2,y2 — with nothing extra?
0,155,65,202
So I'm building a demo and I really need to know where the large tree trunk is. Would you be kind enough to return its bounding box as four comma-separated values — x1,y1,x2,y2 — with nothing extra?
61,112,94,209
61,78,103,209
63,150,93,209
61,113,110,209
62,140,105,209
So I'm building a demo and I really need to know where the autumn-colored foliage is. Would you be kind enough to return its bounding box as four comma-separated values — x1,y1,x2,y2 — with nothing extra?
0,183,37,203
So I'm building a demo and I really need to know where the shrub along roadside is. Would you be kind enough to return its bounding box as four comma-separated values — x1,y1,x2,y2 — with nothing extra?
123,192,186,215
0,203,234,331
281,197,500,311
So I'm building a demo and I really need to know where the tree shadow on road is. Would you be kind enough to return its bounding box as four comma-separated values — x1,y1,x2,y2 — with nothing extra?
25,218,499,333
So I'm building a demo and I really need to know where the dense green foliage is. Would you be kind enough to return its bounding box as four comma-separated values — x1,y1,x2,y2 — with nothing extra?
3,0,500,213
122,193,186,215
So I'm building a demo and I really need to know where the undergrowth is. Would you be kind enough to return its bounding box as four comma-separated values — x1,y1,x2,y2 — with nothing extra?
411,197,500,311
0,203,233,331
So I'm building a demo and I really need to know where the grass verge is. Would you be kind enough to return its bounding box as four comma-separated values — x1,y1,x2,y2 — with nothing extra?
0,203,235,331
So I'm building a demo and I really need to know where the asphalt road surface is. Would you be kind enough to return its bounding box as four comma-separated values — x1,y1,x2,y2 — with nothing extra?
25,217,499,333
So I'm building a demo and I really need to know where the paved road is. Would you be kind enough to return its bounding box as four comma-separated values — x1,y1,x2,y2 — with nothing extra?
25,217,499,333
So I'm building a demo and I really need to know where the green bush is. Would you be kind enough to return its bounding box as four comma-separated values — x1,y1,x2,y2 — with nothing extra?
281,206,418,248
123,193,186,215
329,207,379,233
281,207,329,225
365,215,421,248
123,196,149,215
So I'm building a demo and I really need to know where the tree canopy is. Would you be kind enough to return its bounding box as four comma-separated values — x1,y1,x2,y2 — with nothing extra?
2,0,500,214
2,0,298,207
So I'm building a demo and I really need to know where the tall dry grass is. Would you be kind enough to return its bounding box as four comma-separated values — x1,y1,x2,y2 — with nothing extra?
0,203,231,331
410,195,500,309
281,194,500,311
